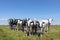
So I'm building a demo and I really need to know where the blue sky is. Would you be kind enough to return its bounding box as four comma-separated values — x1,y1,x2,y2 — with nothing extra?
0,0,60,25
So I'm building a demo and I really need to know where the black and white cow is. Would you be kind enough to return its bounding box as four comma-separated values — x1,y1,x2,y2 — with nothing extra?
17,18,30,32
8,18,18,30
26,18,40,36
31,20,39,35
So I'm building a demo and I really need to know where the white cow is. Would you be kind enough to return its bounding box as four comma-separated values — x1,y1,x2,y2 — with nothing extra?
39,18,53,33
37,18,53,37
42,19,53,32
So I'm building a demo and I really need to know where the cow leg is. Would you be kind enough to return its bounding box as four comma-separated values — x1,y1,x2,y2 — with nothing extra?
45,26,48,33
18,24,21,31
26,26,30,36
35,25,37,34
31,26,34,35
46,24,50,33
38,27,43,37
48,23,50,32
13,25,16,30
10,25,13,30
22,25,24,32
24,23,30,36
10,24,14,30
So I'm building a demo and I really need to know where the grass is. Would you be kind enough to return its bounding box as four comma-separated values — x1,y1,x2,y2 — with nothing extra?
0,25,60,40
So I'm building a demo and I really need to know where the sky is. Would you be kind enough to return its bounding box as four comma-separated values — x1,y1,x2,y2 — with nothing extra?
0,0,60,25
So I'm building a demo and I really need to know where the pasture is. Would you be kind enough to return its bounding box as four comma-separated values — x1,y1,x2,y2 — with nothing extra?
0,25,60,40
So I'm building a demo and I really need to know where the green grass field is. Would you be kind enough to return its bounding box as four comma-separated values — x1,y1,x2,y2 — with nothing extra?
0,25,60,40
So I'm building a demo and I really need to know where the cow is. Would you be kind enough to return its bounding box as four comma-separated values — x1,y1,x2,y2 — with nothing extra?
8,18,18,30
41,18,53,33
26,18,40,36
31,19,39,35
17,18,30,32
26,19,33,36
38,18,53,37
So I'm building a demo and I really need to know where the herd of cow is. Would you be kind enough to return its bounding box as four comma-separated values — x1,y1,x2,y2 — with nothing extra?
8,18,53,37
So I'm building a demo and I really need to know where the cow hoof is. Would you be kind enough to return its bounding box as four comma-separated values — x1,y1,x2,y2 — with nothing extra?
27,32,29,36
45,31,47,32
38,33,40,37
